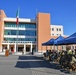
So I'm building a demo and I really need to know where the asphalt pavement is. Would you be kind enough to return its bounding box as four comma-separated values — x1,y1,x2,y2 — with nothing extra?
0,55,76,75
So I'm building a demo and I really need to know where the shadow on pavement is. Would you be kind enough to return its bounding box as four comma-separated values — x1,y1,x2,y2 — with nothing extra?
17,55,43,60
15,55,72,74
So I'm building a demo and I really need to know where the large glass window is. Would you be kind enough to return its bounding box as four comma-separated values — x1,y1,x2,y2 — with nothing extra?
4,30,36,36
5,22,36,28
4,38,36,41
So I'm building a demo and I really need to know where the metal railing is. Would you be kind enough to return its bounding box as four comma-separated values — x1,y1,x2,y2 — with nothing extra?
2,41,36,44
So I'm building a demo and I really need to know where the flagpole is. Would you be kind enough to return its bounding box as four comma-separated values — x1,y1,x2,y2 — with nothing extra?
36,9,38,52
16,25,19,52
16,7,19,53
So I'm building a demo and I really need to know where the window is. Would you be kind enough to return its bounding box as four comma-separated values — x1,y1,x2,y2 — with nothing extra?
57,34,58,36
59,28,61,31
55,46,58,50
62,45,66,50
56,28,58,31
52,34,54,36
4,38,6,41
52,28,54,31
4,38,36,41
51,46,54,50
72,46,74,49
8,32,11,35
4,22,36,28
62,46,63,50
4,30,36,36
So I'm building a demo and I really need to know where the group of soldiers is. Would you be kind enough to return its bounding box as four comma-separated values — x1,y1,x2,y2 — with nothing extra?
44,46,76,71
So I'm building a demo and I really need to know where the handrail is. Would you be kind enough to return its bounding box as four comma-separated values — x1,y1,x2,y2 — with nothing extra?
2,41,36,43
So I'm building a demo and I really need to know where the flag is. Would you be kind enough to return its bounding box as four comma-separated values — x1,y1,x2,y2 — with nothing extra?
16,8,19,25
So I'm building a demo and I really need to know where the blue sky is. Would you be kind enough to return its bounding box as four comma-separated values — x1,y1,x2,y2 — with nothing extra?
0,0,76,36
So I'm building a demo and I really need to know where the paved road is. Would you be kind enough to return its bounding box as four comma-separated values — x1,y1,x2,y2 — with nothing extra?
0,55,76,75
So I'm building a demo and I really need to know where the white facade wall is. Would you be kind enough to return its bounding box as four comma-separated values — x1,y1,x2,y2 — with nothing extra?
4,27,36,30
4,18,35,23
4,35,36,38
50,25,63,36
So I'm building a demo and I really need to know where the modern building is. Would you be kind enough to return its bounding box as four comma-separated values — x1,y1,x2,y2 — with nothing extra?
0,10,37,54
1,10,75,54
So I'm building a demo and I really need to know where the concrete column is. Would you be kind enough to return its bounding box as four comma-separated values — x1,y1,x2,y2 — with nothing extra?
7,44,9,50
30,43,32,52
24,44,26,54
36,45,37,52
36,42,38,52
0,46,2,52
14,43,16,52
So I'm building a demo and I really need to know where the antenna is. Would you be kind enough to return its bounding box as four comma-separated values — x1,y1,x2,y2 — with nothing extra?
35,9,38,52
35,9,38,19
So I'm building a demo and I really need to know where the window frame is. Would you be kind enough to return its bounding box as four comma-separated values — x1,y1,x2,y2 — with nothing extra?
52,28,54,31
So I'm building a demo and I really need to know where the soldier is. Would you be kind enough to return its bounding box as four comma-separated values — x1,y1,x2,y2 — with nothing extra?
66,46,72,62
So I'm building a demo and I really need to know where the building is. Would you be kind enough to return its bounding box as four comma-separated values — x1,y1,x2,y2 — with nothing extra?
51,25,63,36
0,10,75,54
0,10,37,54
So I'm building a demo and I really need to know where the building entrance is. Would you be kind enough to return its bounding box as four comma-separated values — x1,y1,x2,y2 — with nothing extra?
18,47,24,52
26,45,30,52
26,47,30,52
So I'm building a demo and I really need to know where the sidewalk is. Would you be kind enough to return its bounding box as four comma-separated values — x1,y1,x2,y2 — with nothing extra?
0,55,76,75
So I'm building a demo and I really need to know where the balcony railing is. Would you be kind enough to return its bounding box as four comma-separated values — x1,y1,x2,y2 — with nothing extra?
2,41,36,44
